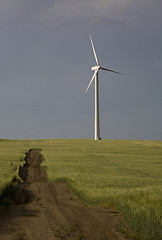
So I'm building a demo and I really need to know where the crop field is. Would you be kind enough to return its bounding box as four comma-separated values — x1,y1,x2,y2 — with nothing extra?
0,139,162,240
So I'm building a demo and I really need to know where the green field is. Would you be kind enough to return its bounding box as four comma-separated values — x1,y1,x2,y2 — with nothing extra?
0,139,162,240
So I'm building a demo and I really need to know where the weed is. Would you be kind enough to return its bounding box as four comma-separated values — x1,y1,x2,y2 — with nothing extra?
11,175,22,183
0,182,17,205
78,233,83,240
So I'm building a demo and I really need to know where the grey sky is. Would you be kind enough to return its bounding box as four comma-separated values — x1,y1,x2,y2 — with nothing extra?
0,0,162,140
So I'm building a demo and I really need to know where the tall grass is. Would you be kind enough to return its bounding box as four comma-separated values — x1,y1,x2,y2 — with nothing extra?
0,139,162,239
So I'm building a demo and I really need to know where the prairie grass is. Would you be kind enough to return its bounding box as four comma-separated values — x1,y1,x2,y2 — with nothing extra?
0,139,162,239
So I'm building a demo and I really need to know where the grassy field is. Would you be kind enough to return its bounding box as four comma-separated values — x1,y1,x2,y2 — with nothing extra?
0,139,162,240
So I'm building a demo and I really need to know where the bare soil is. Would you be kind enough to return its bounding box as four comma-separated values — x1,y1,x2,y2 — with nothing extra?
0,149,132,240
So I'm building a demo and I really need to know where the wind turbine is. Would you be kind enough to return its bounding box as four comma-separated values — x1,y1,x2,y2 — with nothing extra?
85,35,123,140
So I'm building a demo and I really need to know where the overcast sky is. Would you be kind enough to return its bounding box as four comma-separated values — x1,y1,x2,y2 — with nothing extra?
0,0,162,140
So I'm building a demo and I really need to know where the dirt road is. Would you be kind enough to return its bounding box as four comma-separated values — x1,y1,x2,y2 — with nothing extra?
0,149,131,240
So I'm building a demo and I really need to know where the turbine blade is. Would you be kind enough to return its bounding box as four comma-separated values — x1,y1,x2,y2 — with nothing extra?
100,67,124,75
89,35,99,65
85,70,98,93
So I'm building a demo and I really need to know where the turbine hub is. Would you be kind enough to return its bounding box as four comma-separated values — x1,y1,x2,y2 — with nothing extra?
91,65,100,71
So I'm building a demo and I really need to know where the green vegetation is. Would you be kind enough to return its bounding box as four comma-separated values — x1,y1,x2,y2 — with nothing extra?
0,139,162,239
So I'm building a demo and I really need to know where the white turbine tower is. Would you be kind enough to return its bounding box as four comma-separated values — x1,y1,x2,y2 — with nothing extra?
85,35,123,140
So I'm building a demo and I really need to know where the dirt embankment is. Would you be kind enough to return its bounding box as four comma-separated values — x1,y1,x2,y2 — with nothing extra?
0,149,132,240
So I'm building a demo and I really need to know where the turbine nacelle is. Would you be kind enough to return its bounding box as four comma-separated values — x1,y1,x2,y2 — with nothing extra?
91,65,100,71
